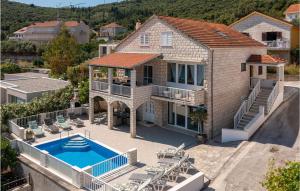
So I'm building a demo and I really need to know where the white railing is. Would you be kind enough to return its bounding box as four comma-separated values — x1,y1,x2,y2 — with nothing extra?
16,141,41,162
111,84,131,97
263,40,290,49
92,81,109,92
9,120,24,138
47,154,74,179
85,153,128,177
82,171,120,191
266,81,279,113
152,85,194,102
234,79,261,128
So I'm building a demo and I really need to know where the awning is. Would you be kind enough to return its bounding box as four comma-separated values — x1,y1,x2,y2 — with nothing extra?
246,54,286,66
89,53,161,69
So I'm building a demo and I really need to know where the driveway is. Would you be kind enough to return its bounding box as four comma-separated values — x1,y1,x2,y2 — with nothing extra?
208,89,299,191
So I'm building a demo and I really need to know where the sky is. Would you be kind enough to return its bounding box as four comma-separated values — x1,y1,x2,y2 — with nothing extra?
10,0,122,7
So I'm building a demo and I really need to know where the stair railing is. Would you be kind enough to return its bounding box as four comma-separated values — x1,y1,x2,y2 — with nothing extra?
266,81,279,113
233,79,261,129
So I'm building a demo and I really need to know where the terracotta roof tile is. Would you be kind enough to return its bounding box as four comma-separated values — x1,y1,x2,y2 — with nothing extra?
285,4,300,14
64,21,80,27
247,55,287,64
158,16,265,48
102,22,124,29
30,21,60,27
89,53,160,68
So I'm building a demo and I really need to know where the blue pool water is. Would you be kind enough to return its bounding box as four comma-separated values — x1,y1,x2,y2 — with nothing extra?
35,135,127,176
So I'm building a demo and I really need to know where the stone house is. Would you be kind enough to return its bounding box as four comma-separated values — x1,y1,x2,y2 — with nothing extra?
9,21,90,44
88,15,285,139
99,22,127,39
284,3,300,22
230,11,299,63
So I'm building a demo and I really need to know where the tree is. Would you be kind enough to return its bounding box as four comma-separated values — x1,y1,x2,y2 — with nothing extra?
0,61,22,79
262,159,300,191
1,137,18,172
78,80,89,104
43,28,80,76
189,106,207,134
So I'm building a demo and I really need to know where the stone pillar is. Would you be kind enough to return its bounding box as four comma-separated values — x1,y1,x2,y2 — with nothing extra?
108,68,113,94
278,66,284,81
71,166,83,188
108,102,113,129
89,65,93,91
130,70,136,97
130,109,136,138
127,148,137,165
40,150,49,167
19,127,25,140
89,97,94,124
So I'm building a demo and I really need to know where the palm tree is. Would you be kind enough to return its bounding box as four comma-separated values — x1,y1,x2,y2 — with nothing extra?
189,106,207,134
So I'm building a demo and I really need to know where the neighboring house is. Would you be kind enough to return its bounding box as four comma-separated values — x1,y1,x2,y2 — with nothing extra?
0,73,69,104
284,3,300,22
88,15,286,140
230,11,300,63
9,21,90,44
99,22,127,39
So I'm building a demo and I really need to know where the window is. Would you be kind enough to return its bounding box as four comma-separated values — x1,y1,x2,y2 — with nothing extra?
143,65,153,85
262,32,282,41
160,32,173,47
187,65,195,85
167,63,176,82
178,64,186,84
258,66,263,75
140,33,150,46
197,65,205,86
241,63,246,72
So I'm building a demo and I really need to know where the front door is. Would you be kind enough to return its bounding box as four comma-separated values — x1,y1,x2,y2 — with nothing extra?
143,65,153,85
144,101,155,123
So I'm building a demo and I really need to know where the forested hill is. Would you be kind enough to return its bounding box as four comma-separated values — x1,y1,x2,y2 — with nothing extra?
1,0,297,39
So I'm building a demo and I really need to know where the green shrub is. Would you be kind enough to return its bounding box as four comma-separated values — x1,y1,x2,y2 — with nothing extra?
33,58,44,67
78,80,89,104
285,65,300,75
0,62,22,79
1,137,18,171
67,63,89,86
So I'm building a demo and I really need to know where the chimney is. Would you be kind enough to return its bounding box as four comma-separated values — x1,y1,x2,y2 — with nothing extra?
135,21,142,30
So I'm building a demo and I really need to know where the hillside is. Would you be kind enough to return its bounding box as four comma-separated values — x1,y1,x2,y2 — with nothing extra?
1,0,297,40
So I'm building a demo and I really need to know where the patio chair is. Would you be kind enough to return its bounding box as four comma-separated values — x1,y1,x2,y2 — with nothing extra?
68,113,84,127
28,121,44,137
158,155,192,173
55,115,71,130
43,118,59,134
115,179,153,191
157,143,185,159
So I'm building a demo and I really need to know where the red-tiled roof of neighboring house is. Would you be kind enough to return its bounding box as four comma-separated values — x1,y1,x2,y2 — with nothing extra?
64,21,80,27
15,27,28,33
89,53,160,68
158,16,265,48
101,22,124,28
247,55,287,64
30,21,60,27
285,4,300,14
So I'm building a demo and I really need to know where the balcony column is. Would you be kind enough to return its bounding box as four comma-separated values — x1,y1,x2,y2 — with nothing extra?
130,70,136,97
108,68,113,94
89,97,94,124
107,102,113,130
277,66,284,81
130,109,136,138
89,65,94,91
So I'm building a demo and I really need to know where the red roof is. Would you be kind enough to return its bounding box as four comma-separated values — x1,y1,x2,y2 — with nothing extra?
158,16,264,48
101,22,124,29
64,21,80,27
89,53,160,68
285,4,300,14
247,55,287,64
30,21,60,27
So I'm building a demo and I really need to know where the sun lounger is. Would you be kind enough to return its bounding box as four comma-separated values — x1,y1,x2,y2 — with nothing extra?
157,143,185,159
28,121,44,137
69,113,84,127
158,155,191,173
115,178,153,191
56,115,71,130
43,118,59,133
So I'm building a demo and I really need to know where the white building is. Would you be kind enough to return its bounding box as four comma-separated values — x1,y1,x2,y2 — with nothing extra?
284,3,300,22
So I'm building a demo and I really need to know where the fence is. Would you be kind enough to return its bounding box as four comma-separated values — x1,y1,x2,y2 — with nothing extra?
111,84,131,97
16,140,42,161
85,153,128,177
152,85,194,102
92,81,109,92
266,81,279,113
82,171,120,191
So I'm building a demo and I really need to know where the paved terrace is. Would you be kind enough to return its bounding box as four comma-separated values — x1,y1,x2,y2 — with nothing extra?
29,117,240,188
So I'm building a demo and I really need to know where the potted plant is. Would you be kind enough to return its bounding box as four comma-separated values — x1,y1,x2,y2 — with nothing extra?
189,106,208,143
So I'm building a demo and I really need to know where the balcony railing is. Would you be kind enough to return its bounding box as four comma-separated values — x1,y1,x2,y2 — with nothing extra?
152,85,194,102
263,40,290,49
111,84,131,97
92,81,109,92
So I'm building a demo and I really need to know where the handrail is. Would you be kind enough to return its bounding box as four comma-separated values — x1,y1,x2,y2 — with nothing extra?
82,171,120,191
233,79,261,128
151,85,195,102
266,81,279,113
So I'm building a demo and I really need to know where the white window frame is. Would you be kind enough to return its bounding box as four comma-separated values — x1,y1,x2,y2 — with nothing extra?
140,33,150,46
160,32,173,47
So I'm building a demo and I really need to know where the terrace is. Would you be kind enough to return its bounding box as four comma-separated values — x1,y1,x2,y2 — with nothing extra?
9,108,209,191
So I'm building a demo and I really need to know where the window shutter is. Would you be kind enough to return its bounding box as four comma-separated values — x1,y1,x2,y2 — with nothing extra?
262,32,266,41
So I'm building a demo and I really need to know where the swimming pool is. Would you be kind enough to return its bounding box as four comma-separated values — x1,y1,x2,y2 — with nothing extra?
35,135,127,176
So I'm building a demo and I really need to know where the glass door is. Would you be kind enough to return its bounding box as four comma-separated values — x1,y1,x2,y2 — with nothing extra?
143,65,153,85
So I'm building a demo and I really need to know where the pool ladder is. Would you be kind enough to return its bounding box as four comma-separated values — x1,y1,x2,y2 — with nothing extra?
59,131,70,139
84,130,91,139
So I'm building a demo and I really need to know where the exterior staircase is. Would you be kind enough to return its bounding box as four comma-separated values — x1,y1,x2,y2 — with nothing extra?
236,88,272,129
62,137,90,151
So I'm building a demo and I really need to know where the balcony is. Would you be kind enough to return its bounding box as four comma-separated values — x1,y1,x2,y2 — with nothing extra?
92,80,131,97
263,40,290,50
151,85,205,106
